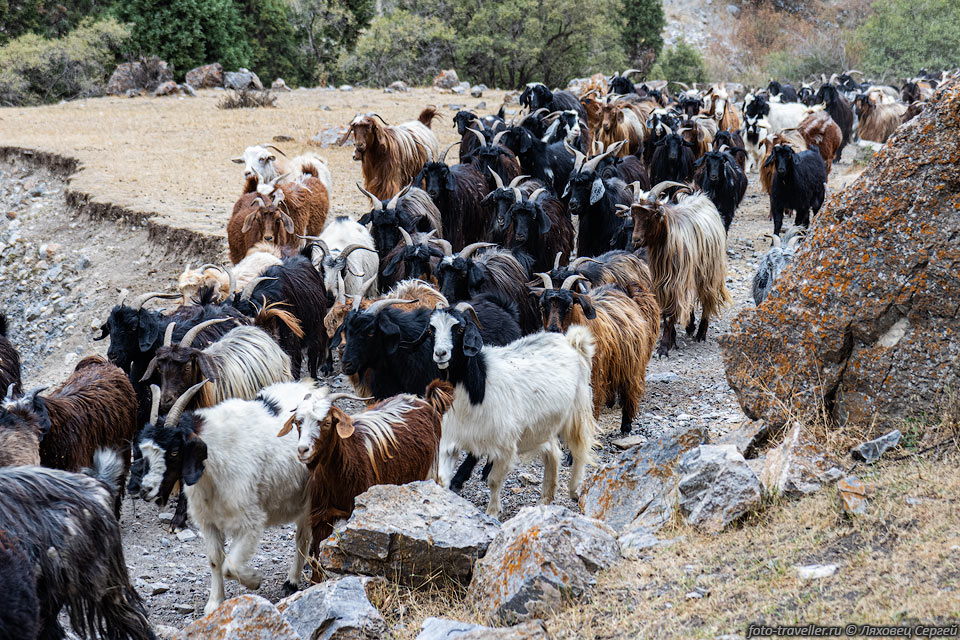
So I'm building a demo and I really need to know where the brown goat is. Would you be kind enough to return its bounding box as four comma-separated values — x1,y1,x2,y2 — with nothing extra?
597,100,646,156
279,380,453,578
534,275,659,434
554,251,653,294
0,357,136,515
228,171,329,264
703,87,742,132
0,315,21,399
854,93,907,143
794,110,842,176
338,107,441,200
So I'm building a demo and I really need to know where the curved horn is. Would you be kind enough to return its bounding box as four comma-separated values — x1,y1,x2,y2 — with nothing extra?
309,238,331,258
467,128,487,147
561,274,586,291
535,272,554,289
162,321,176,348
488,166,505,190
336,272,346,305
491,130,508,147
399,227,414,247
365,298,415,316
165,379,208,427
564,140,586,173
149,384,161,426
647,181,689,200
241,275,277,301
569,256,604,268
454,302,483,330
327,392,374,404
338,244,377,261
622,69,642,78
528,187,547,202
179,318,228,349
439,140,461,164
765,233,783,248
508,174,530,188
434,239,454,257
512,187,522,203
554,252,563,270
387,184,412,210
130,291,180,311
222,264,237,295
583,144,618,173
459,242,495,260
356,182,383,210
360,273,378,297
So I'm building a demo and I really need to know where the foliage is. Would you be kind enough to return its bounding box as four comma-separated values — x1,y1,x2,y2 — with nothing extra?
236,0,304,85
0,0,116,44
651,40,706,87
450,0,626,88
620,0,664,72
217,88,278,109
337,9,454,86
116,0,251,78
856,0,960,80
127,55,171,92
290,0,375,85
0,17,129,106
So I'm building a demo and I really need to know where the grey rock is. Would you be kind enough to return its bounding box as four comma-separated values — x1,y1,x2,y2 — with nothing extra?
185,63,224,89
148,582,171,595
417,617,550,639
759,423,843,498
175,529,197,542
389,81,409,93
795,564,838,580
714,421,769,458
319,481,500,586
433,69,460,90
278,576,389,640
271,78,291,92
452,85,466,95
617,529,680,560
314,127,348,147
224,68,263,91
727,4,741,18
180,83,197,97
850,429,901,463
646,372,680,384
677,445,762,532
467,505,620,624
580,425,707,534
339,84,354,92
474,101,487,110
611,435,645,450
174,595,298,639
172,603,195,615
152,81,179,97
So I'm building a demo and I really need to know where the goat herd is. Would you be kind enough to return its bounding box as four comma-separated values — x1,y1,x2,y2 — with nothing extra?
0,67,948,639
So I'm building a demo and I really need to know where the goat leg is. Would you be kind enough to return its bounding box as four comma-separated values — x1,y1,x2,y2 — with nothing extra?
448,453,481,493
685,310,697,336
170,490,189,532
657,317,677,358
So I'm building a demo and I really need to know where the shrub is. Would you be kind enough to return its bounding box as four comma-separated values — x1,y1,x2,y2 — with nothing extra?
337,9,455,86
856,0,960,80
237,0,305,86
651,40,706,87
291,0,376,85
621,0,665,72
218,88,278,109
0,17,129,106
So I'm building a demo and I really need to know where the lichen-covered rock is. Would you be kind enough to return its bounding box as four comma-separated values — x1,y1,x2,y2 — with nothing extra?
106,59,173,95
433,69,460,90
185,63,224,89
318,481,500,586
677,445,762,532
721,81,960,435
759,423,843,498
272,78,291,92
152,81,179,97
579,425,707,534
173,595,299,640
416,617,550,639
467,505,620,625
225,68,263,91
277,576,388,639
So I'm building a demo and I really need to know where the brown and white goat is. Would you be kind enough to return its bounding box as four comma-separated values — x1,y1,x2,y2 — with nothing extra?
0,356,136,515
278,380,453,575
533,274,659,434
854,92,907,143
338,107,441,200
630,183,732,356
795,110,842,175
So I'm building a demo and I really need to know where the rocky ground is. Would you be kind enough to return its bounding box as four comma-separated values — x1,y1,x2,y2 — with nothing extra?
0,146,862,632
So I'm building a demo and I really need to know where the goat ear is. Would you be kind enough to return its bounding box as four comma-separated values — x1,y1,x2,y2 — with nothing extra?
694,155,705,168
241,211,259,233
332,408,355,439
94,323,109,341
137,312,160,352
280,213,295,234
463,322,483,357
537,208,552,235
330,321,347,348
561,181,571,199
445,170,458,193
182,434,208,486
382,251,404,277
277,412,296,437
379,314,402,354
518,131,532,153
573,293,597,319
31,394,52,439
467,263,485,291
589,177,605,205
358,212,372,225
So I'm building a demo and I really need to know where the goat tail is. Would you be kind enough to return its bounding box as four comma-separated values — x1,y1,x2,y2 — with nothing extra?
418,106,441,128
256,302,305,339
564,324,596,364
88,448,125,497
424,379,455,416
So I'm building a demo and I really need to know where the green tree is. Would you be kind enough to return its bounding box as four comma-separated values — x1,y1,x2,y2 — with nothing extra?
238,0,303,84
620,0,664,72
857,0,960,80
290,0,375,84
651,39,706,86
117,0,251,77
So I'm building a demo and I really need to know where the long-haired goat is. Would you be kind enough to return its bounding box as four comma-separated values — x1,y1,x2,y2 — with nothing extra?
415,141,492,251
533,274,659,434
854,92,907,143
563,144,634,258
630,184,732,356
232,144,332,194
338,108,441,199
546,250,653,293
0,315,21,398
795,110,842,175
462,128,522,192
814,84,854,160
487,175,573,273
767,144,827,234
597,99,646,155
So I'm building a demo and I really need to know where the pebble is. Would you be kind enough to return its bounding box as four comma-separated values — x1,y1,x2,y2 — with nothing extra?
172,603,195,615
176,529,197,542
149,582,171,595
158,512,174,522
795,564,838,580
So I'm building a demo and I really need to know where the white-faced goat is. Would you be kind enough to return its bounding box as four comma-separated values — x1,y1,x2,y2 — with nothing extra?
232,144,333,194
302,214,379,298
137,381,313,615
428,303,598,518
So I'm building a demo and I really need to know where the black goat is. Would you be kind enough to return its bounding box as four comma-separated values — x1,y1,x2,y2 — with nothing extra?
767,144,827,235
694,149,748,232
416,141,491,251
381,228,444,283
814,84,854,160
519,83,588,123
462,129,522,192
767,80,799,103
0,315,21,398
563,144,633,258
650,130,697,187
798,84,817,106
677,94,703,117
498,123,575,196
642,110,682,166
744,93,770,120
712,130,747,170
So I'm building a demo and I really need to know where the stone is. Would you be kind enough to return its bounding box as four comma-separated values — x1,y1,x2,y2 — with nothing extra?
618,530,680,560
721,83,960,436
580,425,707,534
148,582,171,595
795,564,838,580
175,529,197,542
850,429,901,463
106,59,173,95
339,84,354,92
646,372,680,384
180,83,196,97
153,81,179,97
467,505,620,625
452,85,466,95
225,68,263,91
313,127,346,147
173,595,298,639
172,603,195,615
726,3,741,17
277,576,388,639
271,78,291,92
389,81,409,92
714,421,769,458
837,476,869,515
433,69,460,90
319,481,500,586
470,84,486,98
677,445,761,532
416,617,550,639
186,63,224,89
611,435,645,450
759,423,843,498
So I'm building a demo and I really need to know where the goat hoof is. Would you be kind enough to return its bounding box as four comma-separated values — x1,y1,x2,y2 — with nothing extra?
620,423,632,435
203,600,221,616
282,580,298,596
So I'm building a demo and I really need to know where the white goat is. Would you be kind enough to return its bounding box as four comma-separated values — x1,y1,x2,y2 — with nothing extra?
742,116,772,174
303,215,379,298
137,380,312,616
429,304,597,518
233,144,332,193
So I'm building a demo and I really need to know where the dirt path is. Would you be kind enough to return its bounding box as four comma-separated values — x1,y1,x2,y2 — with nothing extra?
0,133,863,630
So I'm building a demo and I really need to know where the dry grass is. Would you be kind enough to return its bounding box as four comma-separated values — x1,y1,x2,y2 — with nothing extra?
0,88,476,240
217,88,278,109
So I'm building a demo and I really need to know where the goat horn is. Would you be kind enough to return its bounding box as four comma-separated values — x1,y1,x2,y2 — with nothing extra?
535,272,553,289
492,130,508,147
242,276,277,301
561,274,586,291
583,144,617,173
564,140,586,173
179,318,228,349
387,184,411,210
165,379,208,427
149,384,161,426
360,273,378,297
623,69,641,78
508,174,529,188
365,298,414,316
553,252,563,269
512,187,522,203
370,113,389,125
264,144,287,157
528,187,547,202
223,264,237,295
459,242,495,260
399,226,414,247
569,256,603,268
5,383,16,401
454,302,483,330
435,239,454,257
130,292,180,311
488,166,505,190
439,141,461,164
764,233,782,248
328,392,374,404
467,128,486,146
647,180,689,200
305,238,330,257
357,182,383,210
162,322,176,348
336,272,346,305
339,244,377,261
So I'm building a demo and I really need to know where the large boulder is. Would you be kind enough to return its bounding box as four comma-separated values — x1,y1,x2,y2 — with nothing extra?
433,69,460,90
277,576,389,639
173,595,299,640
677,445,762,531
318,481,500,586
106,58,173,95
467,505,620,625
225,68,264,91
185,63,224,89
579,425,707,535
721,81,960,435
